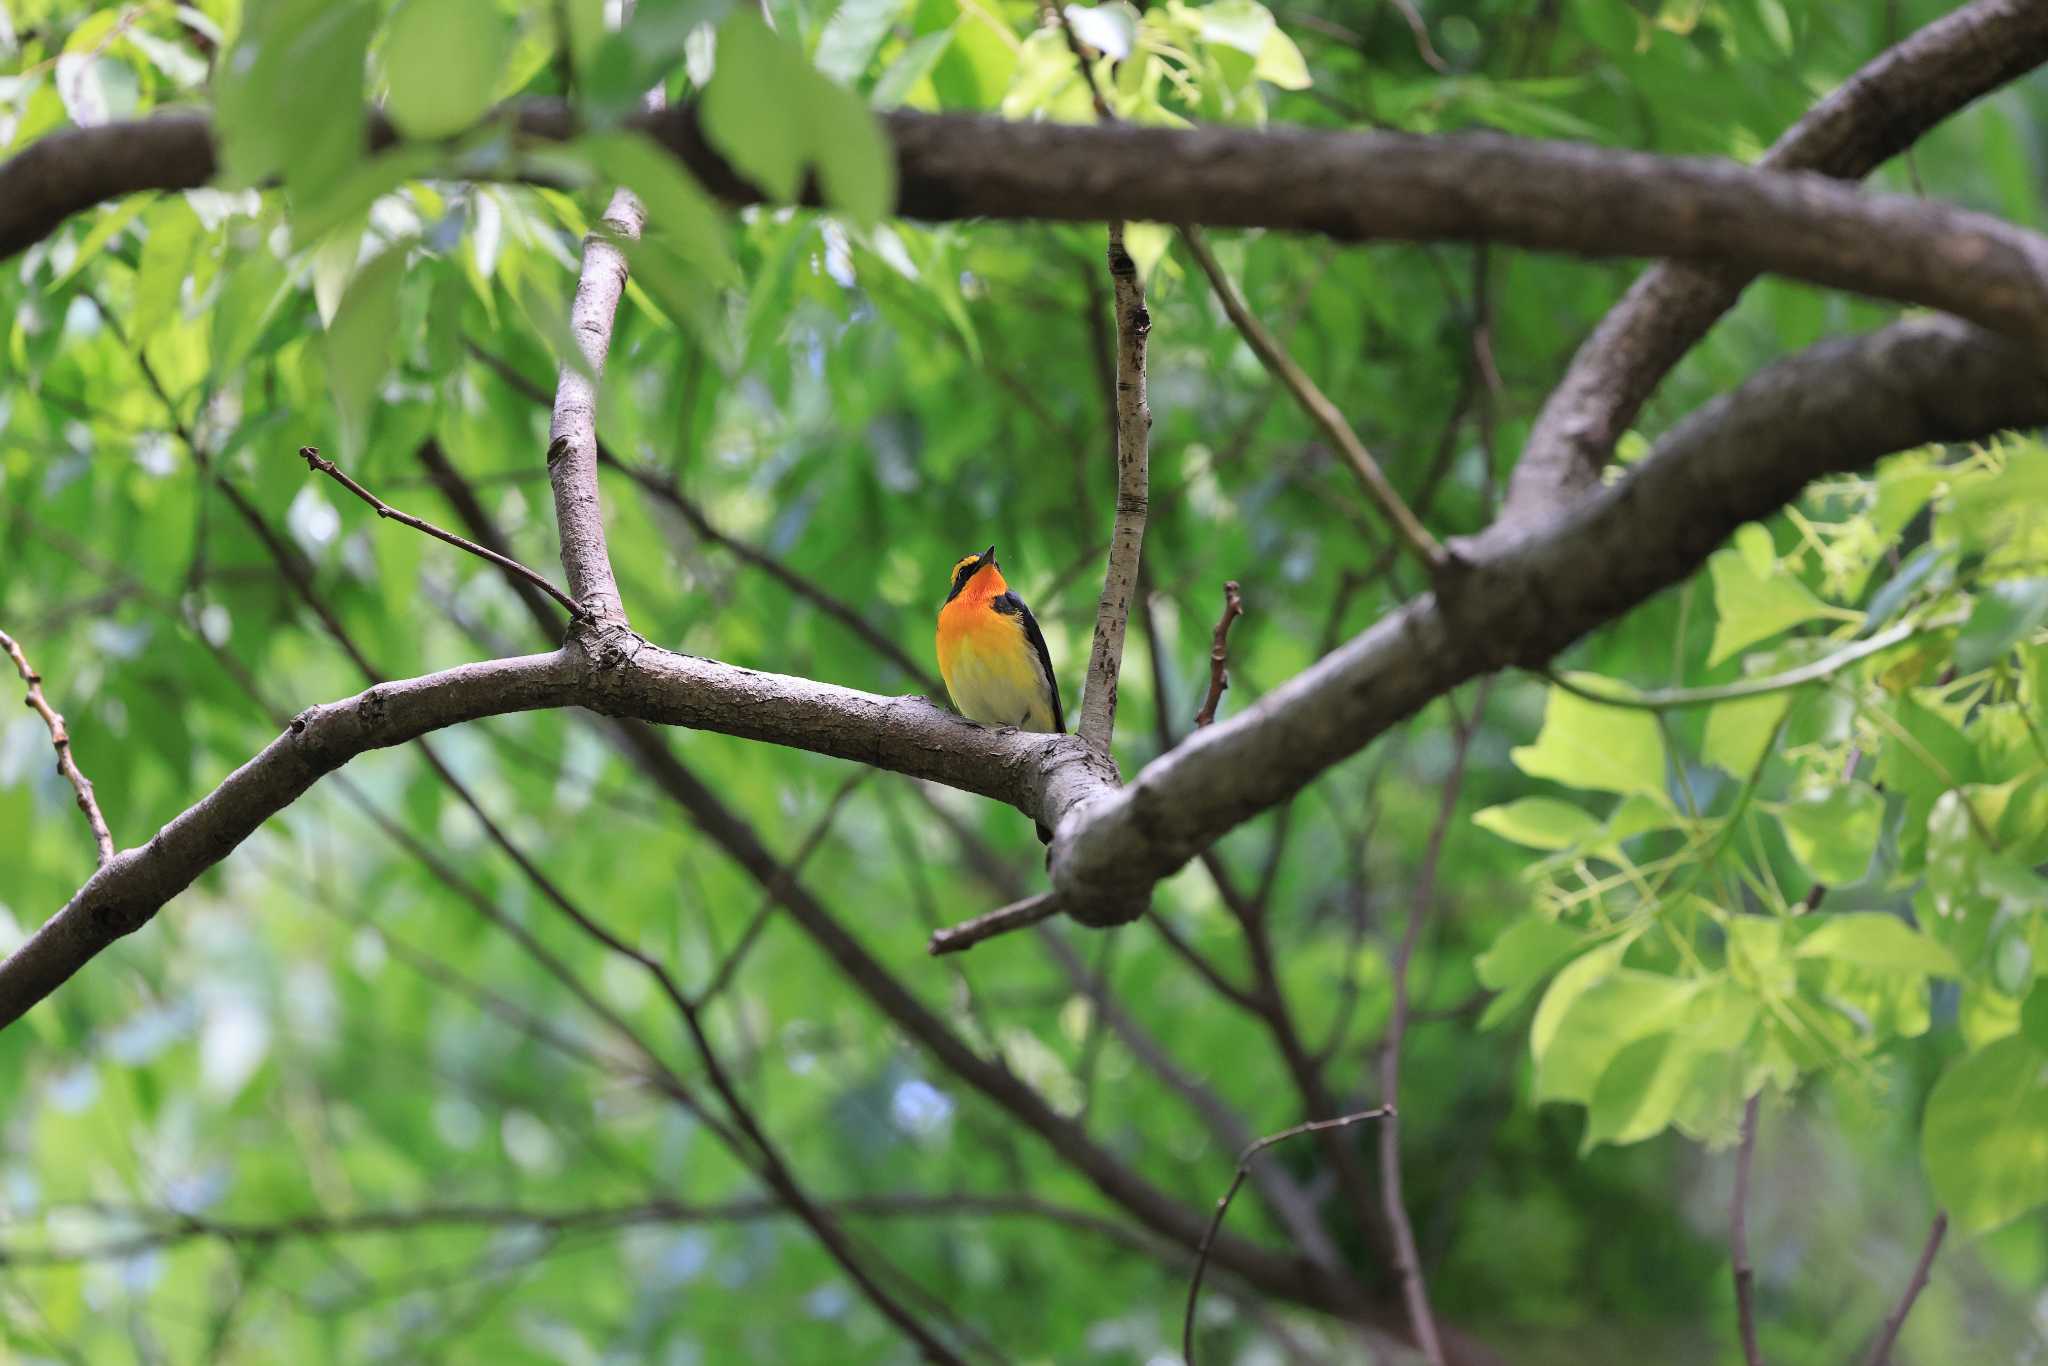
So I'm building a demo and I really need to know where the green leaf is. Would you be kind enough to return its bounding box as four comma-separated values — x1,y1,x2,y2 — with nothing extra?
324,246,407,458
1510,685,1670,806
578,133,736,284
2021,980,2048,1052
382,0,510,139
1776,784,1882,886
703,10,895,224
1253,26,1310,90
1473,797,1603,851
1701,690,1793,779
816,0,910,82
1583,980,1755,1149
50,197,154,292
1707,546,1835,667
1195,0,1275,55
1534,969,1699,1104
1476,917,1585,993
130,199,202,345
1794,913,1959,977
873,28,953,108
210,246,291,379
1922,1034,2048,1234
1734,523,1774,579
214,0,377,204
1956,578,2048,674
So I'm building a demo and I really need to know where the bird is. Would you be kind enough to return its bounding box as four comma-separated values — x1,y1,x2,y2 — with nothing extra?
936,545,1063,841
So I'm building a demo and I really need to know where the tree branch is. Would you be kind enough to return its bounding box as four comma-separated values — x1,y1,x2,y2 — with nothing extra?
296,446,580,620
1505,0,2048,521
1377,681,1490,1366
13,107,2048,348
1074,223,1152,757
0,626,113,865
1193,580,1245,728
1050,318,2048,924
1732,1094,1764,1365
6,323,2043,1050
928,892,1061,955
546,182,641,629
1864,1211,1949,1366
1183,1107,1394,1366
1184,228,1449,575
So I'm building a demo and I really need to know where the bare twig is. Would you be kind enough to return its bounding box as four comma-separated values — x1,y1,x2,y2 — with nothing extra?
1865,1211,1949,1366
1183,225,1450,576
1733,1094,1764,1366
0,627,113,865
928,892,1061,956
1182,1107,1395,1366
1385,0,1453,74
1193,581,1245,728
297,446,581,620
1376,682,1489,1366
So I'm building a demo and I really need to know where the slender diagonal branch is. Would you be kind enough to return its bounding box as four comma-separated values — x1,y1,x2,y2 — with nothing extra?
0,626,113,865
1193,581,1245,728
1864,1212,1949,1366
1732,1094,1764,1366
1185,227,1450,575
929,893,1061,956
297,446,581,620
1377,681,1490,1366
1182,1107,1395,1366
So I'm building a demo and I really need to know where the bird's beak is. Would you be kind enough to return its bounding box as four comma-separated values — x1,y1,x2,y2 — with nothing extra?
983,545,997,566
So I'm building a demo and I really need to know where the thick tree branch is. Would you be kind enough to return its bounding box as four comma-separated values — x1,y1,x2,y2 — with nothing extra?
0,626,113,865
1049,318,2048,923
13,108,2048,346
1075,224,1152,756
1506,0,2048,520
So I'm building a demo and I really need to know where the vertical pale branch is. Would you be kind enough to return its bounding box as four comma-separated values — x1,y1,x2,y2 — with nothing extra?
546,185,644,627
1865,1212,1948,1366
1732,1094,1764,1366
0,627,114,865
1075,221,1151,755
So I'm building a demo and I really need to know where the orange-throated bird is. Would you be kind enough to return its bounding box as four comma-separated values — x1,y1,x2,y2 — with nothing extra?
936,546,1063,840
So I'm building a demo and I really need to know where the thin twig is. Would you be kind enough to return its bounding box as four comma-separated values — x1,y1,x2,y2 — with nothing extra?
297,446,581,620
1193,581,1244,728
1182,1107,1394,1366
928,893,1061,956
1376,682,1489,1366
1733,1093,1764,1366
0,627,114,864
1181,225,1451,577
1542,615,1952,711
1865,1212,1948,1366
1384,0,1453,73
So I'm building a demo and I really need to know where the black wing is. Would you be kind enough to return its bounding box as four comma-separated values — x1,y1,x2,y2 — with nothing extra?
992,591,1064,733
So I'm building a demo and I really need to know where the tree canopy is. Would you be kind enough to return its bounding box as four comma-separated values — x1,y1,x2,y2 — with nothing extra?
3,1,2047,1362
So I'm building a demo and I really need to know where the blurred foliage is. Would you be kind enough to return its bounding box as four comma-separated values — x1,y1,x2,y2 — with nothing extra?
2,0,2046,1362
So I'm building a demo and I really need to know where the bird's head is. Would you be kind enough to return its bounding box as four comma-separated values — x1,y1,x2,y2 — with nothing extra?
944,545,1004,604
